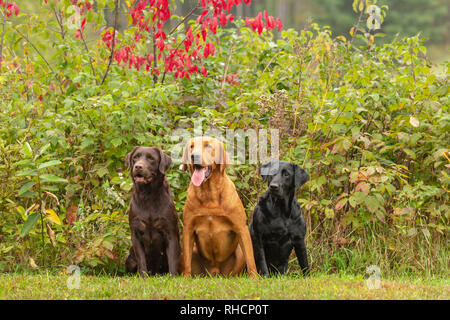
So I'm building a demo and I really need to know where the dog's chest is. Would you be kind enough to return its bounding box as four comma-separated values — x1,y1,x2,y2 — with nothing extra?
194,215,238,262
130,201,169,231
262,217,291,243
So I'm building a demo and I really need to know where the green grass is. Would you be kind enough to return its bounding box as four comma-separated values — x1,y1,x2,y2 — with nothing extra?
1,272,448,300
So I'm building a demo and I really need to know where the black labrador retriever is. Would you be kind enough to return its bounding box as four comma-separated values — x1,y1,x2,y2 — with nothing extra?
124,146,181,277
249,160,310,276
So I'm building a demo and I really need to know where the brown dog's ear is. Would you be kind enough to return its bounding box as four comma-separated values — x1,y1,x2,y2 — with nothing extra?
125,146,139,170
158,148,172,175
215,141,230,173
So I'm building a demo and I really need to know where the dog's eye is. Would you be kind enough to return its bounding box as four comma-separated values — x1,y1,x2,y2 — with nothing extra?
282,170,289,177
204,143,212,148
190,144,194,149
133,153,140,159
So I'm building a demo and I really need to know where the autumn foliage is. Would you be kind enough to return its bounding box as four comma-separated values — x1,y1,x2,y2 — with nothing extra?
34,0,283,82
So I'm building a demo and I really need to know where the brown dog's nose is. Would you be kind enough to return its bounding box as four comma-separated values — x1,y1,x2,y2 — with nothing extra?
134,164,143,170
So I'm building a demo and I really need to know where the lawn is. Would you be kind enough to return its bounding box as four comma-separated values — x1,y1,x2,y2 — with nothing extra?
1,272,448,300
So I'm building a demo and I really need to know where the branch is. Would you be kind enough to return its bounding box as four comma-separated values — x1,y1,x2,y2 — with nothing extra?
221,40,235,90
52,6,65,39
80,29,99,85
13,27,57,76
168,4,200,36
151,26,158,85
101,0,119,85
0,3,7,72
349,8,365,46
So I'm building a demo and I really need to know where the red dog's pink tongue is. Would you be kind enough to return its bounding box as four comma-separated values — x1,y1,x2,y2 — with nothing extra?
191,167,207,187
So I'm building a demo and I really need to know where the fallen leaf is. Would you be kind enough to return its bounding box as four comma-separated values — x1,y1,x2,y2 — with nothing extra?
29,257,38,269
338,237,347,246
104,249,119,260
46,222,56,247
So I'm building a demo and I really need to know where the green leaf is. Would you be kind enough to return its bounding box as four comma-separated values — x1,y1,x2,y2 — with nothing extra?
23,142,33,158
40,174,68,183
17,169,38,177
38,160,62,170
110,176,122,185
18,181,37,196
15,159,33,167
96,167,109,177
38,143,51,156
20,213,40,238
42,185,59,192
365,195,380,213
110,137,122,148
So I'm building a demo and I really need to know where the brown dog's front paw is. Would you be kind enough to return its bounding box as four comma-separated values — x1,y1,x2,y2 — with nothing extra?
138,270,149,279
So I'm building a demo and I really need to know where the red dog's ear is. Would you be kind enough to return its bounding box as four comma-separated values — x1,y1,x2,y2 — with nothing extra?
157,148,172,175
125,146,139,170
181,141,191,172
215,141,230,173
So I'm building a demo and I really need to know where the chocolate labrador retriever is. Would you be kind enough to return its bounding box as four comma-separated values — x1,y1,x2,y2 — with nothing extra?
124,146,181,277
249,160,310,276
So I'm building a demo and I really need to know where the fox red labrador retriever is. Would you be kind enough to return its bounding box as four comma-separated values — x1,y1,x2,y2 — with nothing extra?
125,146,181,277
181,136,257,278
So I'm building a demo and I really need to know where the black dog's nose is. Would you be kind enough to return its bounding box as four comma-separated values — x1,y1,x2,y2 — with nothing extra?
269,184,280,192
191,152,202,164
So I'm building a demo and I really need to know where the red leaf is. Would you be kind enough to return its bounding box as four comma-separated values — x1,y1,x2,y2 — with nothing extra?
335,198,348,211
219,11,227,26
210,17,218,34
276,17,283,31
156,39,165,51
203,43,215,58
267,16,275,30
66,205,78,226
201,66,207,77
355,182,370,194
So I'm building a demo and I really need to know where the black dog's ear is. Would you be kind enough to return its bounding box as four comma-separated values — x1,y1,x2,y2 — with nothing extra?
258,161,275,183
125,146,139,170
158,148,172,175
294,164,309,189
